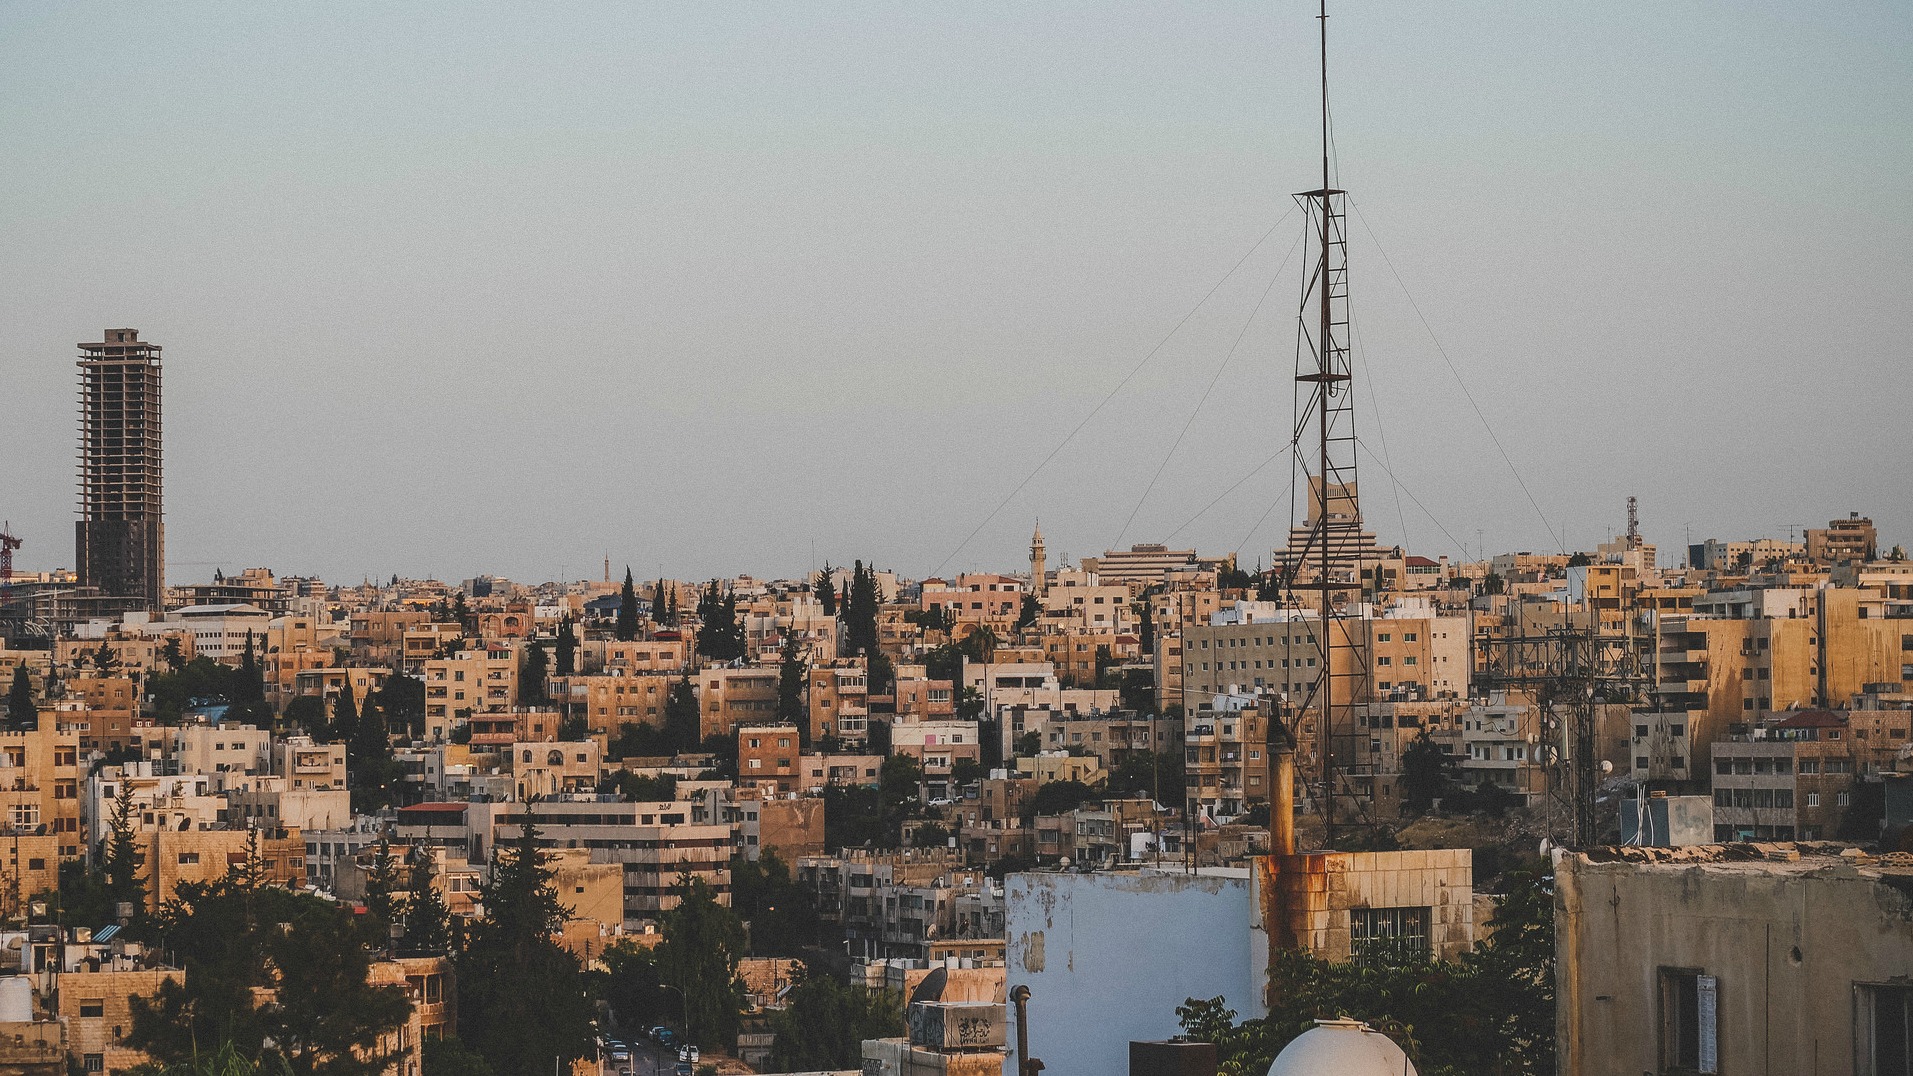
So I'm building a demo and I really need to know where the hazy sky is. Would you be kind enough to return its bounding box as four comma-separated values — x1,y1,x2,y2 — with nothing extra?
3,2,1909,586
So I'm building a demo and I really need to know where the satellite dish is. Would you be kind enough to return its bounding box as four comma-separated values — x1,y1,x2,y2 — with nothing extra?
1600,760,1614,774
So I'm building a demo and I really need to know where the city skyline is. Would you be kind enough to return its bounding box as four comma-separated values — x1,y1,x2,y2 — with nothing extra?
4,2,1909,583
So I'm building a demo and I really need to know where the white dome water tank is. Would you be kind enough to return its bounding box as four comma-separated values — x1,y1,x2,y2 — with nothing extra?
0,976,33,1023
1268,1018,1417,1076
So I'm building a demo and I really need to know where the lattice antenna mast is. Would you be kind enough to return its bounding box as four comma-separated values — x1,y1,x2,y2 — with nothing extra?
0,523,19,590
1288,0,1359,841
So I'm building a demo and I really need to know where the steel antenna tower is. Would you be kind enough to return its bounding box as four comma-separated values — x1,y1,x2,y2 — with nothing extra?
1282,0,1363,842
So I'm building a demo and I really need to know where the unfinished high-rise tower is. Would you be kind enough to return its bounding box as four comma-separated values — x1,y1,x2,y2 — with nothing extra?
77,328,164,610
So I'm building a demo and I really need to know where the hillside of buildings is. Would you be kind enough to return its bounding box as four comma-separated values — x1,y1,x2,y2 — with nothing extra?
0,511,1909,1075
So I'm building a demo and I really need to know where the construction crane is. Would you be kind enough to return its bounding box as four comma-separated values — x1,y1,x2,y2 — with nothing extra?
0,522,20,589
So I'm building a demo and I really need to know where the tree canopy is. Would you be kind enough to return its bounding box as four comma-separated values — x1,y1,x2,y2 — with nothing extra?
129,877,412,1076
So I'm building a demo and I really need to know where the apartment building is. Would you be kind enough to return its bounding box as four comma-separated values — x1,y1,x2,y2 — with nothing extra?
1708,708,1905,840
1185,695,1271,821
422,647,516,740
795,850,996,961
84,765,224,850
464,798,732,922
154,722,271,784
889,720,982,799
1806,512,1877,564
699,667,780,739
0,715,83,860
807,661,869,743
920,575,1024,625
61,676,140,753
506,740,600,799
1038,573,1133,633
273,737,346,791
738,724,802,794
166,604,272,663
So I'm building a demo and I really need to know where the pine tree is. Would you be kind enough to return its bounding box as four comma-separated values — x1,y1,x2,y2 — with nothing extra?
816,565,837,616
93,641,119,674
519,640,548,705
616,569,640,642
656,878,747,1049
554,616,577,677
776,631,809,743
402,845,455,955
458,811,593,1076
6,665,35,731
103,782,142,918
364,835,404,935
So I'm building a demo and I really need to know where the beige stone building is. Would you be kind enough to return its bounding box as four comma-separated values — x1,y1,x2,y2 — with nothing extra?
60,963,185,1076
0,713,82,862
699,666,779,739
1556,843,1913,1076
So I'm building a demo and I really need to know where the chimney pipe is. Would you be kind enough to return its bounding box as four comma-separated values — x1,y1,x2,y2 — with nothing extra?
1268,718,1295,857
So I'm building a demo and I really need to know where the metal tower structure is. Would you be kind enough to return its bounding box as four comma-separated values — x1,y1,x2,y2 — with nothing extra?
0,523,19,590
1277,0,1367,843
1477,627,1650,848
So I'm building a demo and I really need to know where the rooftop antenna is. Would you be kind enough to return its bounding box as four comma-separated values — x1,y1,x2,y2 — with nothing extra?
1290,0,1359,844
1625,496,1640,550
0,523,20,591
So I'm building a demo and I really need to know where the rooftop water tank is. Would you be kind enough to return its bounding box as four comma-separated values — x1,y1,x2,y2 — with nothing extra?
1268,1019,1417,1076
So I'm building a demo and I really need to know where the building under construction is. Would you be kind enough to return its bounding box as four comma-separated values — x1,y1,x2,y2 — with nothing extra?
76,328,164,611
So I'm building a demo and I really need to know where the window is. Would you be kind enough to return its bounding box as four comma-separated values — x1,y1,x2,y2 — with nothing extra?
1350,906,1429,964
1807,792,1821,808
84,1056,104,1073
1857,982,1912,1076
79,1000,104,1018
1659,969,1718,1074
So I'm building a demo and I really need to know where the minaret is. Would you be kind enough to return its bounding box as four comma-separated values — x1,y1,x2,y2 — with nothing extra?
1029,522,1048,599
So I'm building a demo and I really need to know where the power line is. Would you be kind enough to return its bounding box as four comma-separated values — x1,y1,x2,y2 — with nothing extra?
1114,230,1304,549
1348,196,1564,553
930,209,1298,576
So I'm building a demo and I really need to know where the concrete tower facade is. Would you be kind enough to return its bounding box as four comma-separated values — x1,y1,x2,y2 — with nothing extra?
77,329,164,611
1029,521,1047,598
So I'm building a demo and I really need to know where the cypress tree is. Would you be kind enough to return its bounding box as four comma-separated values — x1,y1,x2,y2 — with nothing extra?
554,616,577,677
330,679,359,747
776,631,809,742
846,561,880,657
6,665,35,731
350,697,393,805
654,578,673,627
816,565,837,616
664,672,701,753
616,569,640,642
520,639,549,705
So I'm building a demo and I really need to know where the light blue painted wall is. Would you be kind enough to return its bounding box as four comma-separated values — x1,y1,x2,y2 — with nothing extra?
1003,870,1256,1076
